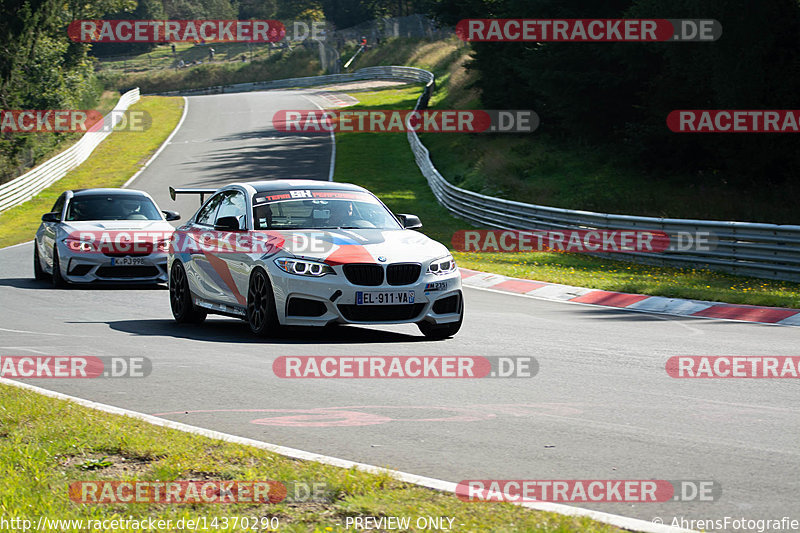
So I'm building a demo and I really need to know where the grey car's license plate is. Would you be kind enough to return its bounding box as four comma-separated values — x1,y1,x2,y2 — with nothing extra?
111,256,145,266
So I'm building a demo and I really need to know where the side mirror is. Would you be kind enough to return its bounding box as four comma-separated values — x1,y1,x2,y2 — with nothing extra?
162,210,181,221
397,214,422,229
214,216,243,231
41,212,60,223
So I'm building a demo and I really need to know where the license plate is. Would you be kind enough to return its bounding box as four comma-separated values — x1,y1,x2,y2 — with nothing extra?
356,290,415,305
111,256,145,266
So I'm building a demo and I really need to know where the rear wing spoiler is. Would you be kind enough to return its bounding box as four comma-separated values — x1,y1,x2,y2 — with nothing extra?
169,187,217,205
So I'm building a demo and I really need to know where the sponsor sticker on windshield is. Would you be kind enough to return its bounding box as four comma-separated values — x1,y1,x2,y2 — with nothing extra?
253,190,375,205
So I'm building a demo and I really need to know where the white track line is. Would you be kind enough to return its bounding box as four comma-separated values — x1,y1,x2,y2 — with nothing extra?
0,327,70,337
123,96,189,188
0,378,694,533
302,94,336,181
1,240,33,250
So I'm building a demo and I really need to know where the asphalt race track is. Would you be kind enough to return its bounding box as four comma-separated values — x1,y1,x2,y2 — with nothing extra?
2,88,799,528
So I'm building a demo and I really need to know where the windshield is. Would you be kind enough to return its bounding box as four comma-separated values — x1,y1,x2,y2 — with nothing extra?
253,190,401,230
64,195,162,221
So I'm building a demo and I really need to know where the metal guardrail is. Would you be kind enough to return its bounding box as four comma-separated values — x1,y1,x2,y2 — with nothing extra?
154,65,431,96
0,88,141,213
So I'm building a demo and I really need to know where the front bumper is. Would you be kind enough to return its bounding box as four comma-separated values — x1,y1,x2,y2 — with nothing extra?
59,249,168,284
268,265,463,327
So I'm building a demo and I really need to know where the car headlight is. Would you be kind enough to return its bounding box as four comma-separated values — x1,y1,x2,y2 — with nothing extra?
427,255,457,275
156,239,171,253
63,237,96,252
274,257,335,277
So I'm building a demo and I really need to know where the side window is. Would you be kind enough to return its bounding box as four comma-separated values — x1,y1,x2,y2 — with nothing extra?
51,194,66,218
195,193,224,226
215,191,247,229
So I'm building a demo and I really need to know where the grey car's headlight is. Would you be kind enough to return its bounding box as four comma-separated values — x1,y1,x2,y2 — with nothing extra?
427,255,457,275
63,237,96,252
274,257,335,277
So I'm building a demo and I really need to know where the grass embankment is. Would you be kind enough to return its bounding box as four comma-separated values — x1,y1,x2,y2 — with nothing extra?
96,42,280,75
0,384,620,532
335,86,800,309
101,44,322,95
422,131,800,225
0,96,183,248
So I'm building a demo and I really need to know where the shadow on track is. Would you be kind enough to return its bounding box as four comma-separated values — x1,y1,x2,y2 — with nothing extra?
571,307,779,328
0,278,48,289
181,128,330,184
0,278,165,290
99,318,428,344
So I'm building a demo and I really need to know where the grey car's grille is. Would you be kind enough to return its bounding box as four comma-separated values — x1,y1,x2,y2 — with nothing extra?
95,266,159,278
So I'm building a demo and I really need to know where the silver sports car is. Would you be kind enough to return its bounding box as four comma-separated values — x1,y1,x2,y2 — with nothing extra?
34,188,180,286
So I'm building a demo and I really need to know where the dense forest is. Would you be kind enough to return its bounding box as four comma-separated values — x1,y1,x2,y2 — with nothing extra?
0,0,426,182
429,0,800,187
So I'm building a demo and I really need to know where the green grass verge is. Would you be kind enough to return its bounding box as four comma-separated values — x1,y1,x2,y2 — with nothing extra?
421,132,800,226
0,384,620,532
0,96,183,248
335,87,800,309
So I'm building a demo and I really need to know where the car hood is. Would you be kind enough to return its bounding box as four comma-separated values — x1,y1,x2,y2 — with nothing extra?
281,228,450,265
60,220,175,233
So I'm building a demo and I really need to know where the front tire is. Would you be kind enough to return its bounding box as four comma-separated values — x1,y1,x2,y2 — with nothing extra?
418,297,464,340
246,268,278,336
51,246,67,288
170,261,206,324
33,244,47,281
418,317,462,340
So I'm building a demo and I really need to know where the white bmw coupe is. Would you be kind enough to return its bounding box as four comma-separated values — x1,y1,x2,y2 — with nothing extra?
167,180,463,339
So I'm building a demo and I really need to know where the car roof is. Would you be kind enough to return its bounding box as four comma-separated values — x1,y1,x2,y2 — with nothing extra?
70,188,148,197
244,180,368,194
